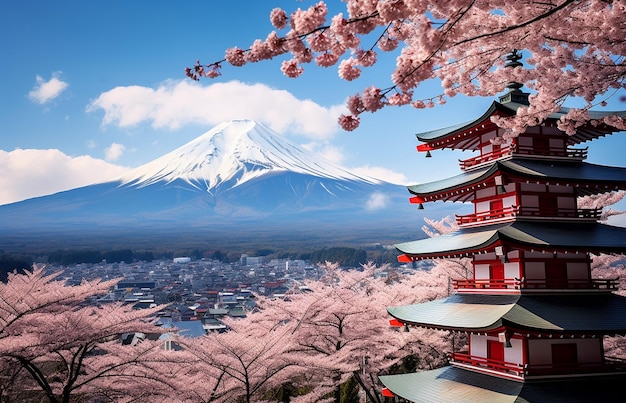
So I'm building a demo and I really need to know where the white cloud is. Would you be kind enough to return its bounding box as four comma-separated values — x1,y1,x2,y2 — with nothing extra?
87,79,345,140
104,142,126,161
0,149,129,205
28,72,69,104
365,192,389,210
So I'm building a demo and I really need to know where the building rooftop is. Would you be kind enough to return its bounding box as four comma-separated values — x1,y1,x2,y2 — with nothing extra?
396,221,626,260
380,366,626,403
387,293,626,333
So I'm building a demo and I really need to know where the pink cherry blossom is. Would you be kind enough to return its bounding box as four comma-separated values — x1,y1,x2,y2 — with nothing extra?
362,85,385,112
346,93,365,115
269,7,288,29
338,114,360,131
315,51,339,67
356,48,377,67
338,57,362,80
281,59,304,78
224,47,247,67
188,1,626,132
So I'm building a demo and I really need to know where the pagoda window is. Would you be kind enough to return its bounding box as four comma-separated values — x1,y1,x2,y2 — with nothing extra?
539,193,558,215
524,261,546,289
567,262,590,288
516,136,533,155
545,260,567,288
534,136,550,155
576,339,603,364
551,343,577,367
526,339,604,374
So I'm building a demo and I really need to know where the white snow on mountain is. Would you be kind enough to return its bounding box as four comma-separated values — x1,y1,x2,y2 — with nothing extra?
118,119,381,191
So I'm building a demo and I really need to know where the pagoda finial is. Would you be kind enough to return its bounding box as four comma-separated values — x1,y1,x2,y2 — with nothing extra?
499,49,529,105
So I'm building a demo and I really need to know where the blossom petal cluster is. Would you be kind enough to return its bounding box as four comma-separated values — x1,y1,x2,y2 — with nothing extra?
188,0,625,133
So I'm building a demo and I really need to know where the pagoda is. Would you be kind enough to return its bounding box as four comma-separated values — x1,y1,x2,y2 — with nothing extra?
379,52,626,402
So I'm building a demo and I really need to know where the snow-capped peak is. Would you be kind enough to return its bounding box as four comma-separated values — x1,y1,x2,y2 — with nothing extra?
119,119,381,191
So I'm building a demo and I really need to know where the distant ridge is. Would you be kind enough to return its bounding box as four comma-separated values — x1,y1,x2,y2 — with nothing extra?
0,119,464,252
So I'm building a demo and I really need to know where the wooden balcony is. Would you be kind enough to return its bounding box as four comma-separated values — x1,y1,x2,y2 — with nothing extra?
515,145,588,160
458,146,512,171
455,206,602,226
450,352,626,379
525,357,626,377
455,206,518,226
457,146,588,171
453,277,619,292
449,352,525,378
517,206,602,220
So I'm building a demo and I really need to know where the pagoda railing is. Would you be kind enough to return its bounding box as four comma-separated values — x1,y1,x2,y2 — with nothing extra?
458,146,512,170
453,278,522,290
455,206,518,225
525,358,626,377
453,277,619,291
450,353,626,378
517,206,602,219
514,145,588,160
456,206,602,226
458,145,588,171
449,352,525,377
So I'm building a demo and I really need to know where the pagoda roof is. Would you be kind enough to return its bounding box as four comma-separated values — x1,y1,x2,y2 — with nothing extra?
379,366,626,403
416,100,626,149
386,293,626,333
396,221,626,260
408,158,626,202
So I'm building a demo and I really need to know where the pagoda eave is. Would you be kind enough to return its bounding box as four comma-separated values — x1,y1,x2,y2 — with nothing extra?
415,102,626,152
396,221,626,261
387,294,626,334
407,159,626,204
379,367,626,403
416,101,515,152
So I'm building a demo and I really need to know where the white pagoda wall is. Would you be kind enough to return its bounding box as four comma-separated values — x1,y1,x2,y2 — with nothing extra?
473,254,522,281
469,334,523,364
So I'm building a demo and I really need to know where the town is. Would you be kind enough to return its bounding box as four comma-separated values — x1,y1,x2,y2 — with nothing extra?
45,255,426,338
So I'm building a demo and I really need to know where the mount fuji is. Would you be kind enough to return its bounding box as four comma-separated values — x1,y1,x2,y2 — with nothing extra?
0,120,455,251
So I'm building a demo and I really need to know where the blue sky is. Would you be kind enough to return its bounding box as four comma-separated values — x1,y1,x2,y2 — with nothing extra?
1,0,625,211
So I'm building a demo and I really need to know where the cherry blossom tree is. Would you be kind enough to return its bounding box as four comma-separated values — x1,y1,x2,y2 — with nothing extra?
0,266,176,403
174,315,301,403
187,0,626,133
247,262,450,403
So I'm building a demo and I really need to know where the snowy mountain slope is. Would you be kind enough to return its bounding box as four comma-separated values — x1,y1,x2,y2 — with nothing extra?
0,119,466,251
118,119,381,192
